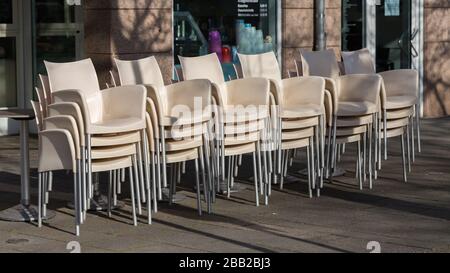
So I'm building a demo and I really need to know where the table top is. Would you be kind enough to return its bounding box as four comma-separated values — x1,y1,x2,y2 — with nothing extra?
0,109,35,120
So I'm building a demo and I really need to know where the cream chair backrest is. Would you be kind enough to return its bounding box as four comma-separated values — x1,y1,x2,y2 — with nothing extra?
45,58,102,123
379,69,418,97
178,53,225,84
45,59,100,96
282,77,325,107
300,49,340,79
237,52,282,81
341,48,376,75
114,56,168,114
165,79,211,115
338,74,381,104
115,56,166,90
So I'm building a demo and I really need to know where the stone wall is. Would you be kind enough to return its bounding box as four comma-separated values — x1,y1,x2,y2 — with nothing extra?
84,0,173,86
282,0,341,77
423,0,450,117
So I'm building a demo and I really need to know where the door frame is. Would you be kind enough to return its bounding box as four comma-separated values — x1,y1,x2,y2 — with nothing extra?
365,0,424,116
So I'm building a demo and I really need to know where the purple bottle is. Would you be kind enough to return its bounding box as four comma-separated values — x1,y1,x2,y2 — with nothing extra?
209,30,223,62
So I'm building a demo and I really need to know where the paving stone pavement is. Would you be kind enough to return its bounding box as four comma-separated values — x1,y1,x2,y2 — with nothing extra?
0,118,449,253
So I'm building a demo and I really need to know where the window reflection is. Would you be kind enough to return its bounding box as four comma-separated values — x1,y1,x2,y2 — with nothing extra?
36,0,75,23
0,0,13,24
174,0,278,65
0,38,17,108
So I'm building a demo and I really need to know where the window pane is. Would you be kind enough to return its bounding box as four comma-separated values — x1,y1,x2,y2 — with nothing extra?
36,0,75,23
375,0,411,72
0,37,17,108
173,0,278,79
35,36,76,79
342,0,364,51
0,0,13,24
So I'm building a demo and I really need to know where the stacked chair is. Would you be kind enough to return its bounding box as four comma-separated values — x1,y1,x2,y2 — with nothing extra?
113,56,214,215
341,48,419,178
179,53,271,206
29,48,420,236
237,52,326,197
298,49,381,189
32,58,148,235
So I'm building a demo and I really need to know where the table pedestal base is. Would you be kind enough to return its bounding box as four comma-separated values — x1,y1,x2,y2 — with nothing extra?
0,204,55,222
297,167,346,178
161,188,187,203
218,180,247,194
68,194,125,212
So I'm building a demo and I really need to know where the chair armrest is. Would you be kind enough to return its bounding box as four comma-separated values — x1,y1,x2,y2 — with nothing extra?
44,115,80,158
337,74,382,105
324,90,333,127
323,77,338,115
47,102,85,146
211,82,227,108
281,76,325,107
145,113,155,152
144,84,166,121
268,79,283,106
100,85,147,120
378,69,419,99
146,97,160,137
38,129,76,173
52,89,92,127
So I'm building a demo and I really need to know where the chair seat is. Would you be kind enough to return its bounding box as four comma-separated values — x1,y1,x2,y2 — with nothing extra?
224,119,265,135
89,117,145,134
282,117,319,130
281,138,310,150
91,144,136,160
91,131,141,147
336,134,362,145
166,148,199,164
92,156,132,173
336,115,373,127
380,127,406,139
224,143,256,157
327,125,367,137
160,113,211,127
385,95,417,110
224,132,259,146
165,138,203,152
282,127,314,140
222,107,269,124
384,107,414,119
337,101,377,117
381,117,409,130
280,104,323,119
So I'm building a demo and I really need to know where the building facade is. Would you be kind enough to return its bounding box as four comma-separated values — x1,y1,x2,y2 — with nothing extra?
0,0,449,134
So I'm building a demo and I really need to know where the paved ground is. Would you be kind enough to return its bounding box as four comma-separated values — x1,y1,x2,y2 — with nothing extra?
0,118,449,253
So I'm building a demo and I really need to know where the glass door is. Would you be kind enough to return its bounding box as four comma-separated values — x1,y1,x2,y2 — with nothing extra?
375,0,412,72
0,0,20,109
32,0,83,88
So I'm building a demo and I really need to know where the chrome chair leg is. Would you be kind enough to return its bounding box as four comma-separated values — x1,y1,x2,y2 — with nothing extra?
252,152,259,207
357,139,362,190
401,134,407,183
194,158,202,216
416,103,421,153
128,164,137,226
